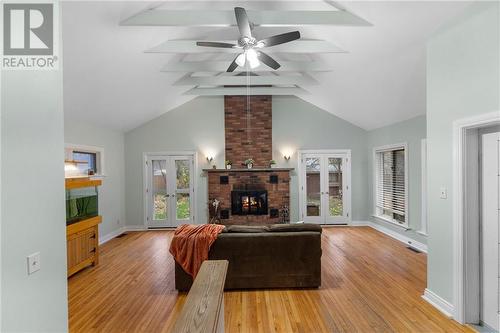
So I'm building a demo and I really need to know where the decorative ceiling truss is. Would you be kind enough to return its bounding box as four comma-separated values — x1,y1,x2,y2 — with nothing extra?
161,61,333,72
146,39,345,54
121,9,371,27
173,73,319,86
184,86,308,96
121,3,371,97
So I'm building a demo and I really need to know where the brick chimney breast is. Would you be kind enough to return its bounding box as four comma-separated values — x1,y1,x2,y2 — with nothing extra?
224,95,272,168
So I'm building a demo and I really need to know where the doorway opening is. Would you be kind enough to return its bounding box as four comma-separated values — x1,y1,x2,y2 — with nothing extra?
143,153,196,228
298,150,351,225
453,112,499,331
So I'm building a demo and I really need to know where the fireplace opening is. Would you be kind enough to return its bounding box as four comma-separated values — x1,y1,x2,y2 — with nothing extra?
231,190,268,215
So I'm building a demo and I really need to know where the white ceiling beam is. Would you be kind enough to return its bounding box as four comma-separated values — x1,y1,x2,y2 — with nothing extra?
183,86,309,96
147,40,345,54
173,73,319,86
121,10,371,27
161,61,332,72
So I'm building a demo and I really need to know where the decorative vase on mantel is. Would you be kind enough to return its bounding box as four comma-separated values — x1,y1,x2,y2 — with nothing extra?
244,159,255,169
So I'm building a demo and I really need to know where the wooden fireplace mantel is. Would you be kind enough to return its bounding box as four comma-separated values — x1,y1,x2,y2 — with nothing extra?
203,168,294,173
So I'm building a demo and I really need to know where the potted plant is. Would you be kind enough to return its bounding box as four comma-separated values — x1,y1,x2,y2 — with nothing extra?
244,158,255,169
225,160,232,170
269,159,277,168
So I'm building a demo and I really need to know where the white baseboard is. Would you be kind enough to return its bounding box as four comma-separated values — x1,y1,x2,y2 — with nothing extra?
350,221,371,226
99,225,149,244
123,225,147,231
422,289,454,318
368,221,428,253
99,227,125,245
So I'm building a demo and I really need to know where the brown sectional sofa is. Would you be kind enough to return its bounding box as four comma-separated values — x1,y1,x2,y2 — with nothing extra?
174,223,322,291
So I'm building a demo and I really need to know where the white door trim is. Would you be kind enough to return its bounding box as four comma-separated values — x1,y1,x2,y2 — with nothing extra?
418,139,428,236
143,151,197,228
452,111,500,323
297,149,351,224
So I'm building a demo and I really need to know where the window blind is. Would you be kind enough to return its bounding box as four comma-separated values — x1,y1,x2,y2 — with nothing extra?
375,148,406,224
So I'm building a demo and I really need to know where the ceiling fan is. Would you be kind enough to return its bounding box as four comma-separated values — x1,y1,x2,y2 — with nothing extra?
196,7,301,72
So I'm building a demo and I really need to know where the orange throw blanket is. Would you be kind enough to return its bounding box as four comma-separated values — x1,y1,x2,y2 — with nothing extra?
169,224,225,278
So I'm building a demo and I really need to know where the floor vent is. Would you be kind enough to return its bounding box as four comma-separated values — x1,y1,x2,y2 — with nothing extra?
116,233,128,238
406,246,421,253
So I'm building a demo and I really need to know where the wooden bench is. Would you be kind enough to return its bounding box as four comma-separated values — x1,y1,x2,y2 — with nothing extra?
171,260,228,333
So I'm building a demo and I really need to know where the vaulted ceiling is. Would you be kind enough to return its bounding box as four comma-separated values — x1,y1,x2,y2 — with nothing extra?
62,1,471,131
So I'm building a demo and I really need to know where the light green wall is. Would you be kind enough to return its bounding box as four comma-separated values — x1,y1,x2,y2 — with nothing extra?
124,96,369,226
64,119,126,239
367,115,427,244
125,97,225,226
273,96,369,221
1,61,68,331
426,2,499,303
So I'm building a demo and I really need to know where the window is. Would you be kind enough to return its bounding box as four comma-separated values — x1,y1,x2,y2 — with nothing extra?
374,143,408,227
73,151,97,174
65,144,104,177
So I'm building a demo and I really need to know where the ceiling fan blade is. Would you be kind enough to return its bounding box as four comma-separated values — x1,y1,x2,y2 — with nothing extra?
234,7,252,38
257,51,281,70
196,41,236,48
260,31,301,47
227,55,239,72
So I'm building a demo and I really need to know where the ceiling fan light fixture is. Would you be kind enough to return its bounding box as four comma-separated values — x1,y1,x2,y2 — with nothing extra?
235,53,246,67
246,49,260,68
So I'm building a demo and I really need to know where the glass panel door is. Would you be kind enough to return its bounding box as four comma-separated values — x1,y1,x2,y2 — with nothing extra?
325,156,349,224
301,152,350,225
304,157,323,223
150,158,169,227
172,157,193,226
146,155,194,227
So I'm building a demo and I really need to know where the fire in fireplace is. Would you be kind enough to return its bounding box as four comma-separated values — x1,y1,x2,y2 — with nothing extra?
231,190,268,215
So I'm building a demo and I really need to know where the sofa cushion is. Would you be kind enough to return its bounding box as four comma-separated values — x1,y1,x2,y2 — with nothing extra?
225,225,270,233
269,223,322,233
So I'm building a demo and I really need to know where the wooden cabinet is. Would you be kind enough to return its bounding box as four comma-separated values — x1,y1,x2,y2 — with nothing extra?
67,216,101,277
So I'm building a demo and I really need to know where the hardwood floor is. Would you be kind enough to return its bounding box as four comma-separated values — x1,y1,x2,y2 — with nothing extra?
68,227,471,333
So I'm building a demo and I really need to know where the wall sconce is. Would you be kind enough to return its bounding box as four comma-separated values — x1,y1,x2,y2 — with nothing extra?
284,155,291,161
206,156,214,163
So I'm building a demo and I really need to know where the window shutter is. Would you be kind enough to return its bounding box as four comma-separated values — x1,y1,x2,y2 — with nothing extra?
375,147,406,224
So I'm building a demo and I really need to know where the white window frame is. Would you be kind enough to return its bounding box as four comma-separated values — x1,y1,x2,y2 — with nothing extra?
372,142,409,228
65,143,105,176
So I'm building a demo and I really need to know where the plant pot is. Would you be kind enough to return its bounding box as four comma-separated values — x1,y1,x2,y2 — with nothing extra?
270,164,276,168
247,163,253,169
226,164,232,170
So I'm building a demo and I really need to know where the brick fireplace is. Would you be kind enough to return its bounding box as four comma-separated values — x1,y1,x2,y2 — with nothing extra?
205,95,292,225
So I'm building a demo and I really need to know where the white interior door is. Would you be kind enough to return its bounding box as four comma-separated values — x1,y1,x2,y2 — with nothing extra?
146,154,194,227
300,151,351,225
480,131,500,331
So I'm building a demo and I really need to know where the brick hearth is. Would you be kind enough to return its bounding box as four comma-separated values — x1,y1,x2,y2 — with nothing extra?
207,170,290,225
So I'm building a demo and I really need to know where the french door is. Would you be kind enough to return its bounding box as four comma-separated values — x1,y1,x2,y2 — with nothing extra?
299,151,351,224
145,154,194,228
